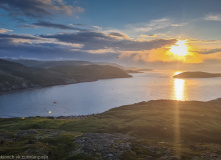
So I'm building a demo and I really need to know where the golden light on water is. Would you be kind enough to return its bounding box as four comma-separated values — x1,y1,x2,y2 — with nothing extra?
173,71,186,155
174,79,185,101
173,72,186,101
170,40,188,56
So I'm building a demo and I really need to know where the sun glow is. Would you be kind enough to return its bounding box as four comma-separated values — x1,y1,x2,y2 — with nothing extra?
170,40,188,56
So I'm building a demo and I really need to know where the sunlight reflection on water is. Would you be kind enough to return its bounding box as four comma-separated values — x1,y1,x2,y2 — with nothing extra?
1,70,221,117
173,79,185,101
173,72,186,101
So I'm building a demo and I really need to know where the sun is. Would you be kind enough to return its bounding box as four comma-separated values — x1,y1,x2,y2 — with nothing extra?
170,40,188,56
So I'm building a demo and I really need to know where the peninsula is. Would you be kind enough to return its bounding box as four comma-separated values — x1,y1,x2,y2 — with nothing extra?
0,59,131,92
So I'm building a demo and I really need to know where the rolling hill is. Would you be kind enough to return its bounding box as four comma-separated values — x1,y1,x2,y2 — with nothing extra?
0,59,131,92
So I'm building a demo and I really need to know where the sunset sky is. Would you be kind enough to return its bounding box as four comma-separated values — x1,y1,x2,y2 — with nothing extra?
0,0,221,70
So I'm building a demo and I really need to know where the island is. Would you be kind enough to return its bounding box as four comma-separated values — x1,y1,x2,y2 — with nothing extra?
1,99,221,159
0,59,131,92
173,71,221,78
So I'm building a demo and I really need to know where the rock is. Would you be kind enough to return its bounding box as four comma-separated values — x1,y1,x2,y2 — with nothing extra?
145,156,154,160
16,130,37,136
74,133,135,160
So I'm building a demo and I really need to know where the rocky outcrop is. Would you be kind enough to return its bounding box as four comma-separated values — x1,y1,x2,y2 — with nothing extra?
73,133,221,160
74,133,135,160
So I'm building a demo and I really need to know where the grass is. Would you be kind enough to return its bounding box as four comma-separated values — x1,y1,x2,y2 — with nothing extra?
1,99,221,159
1,100,221,142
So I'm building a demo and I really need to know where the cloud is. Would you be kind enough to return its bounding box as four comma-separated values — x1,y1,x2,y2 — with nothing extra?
108,32,130,39
0,31,177,63
171,23,187,27
0,33,40,40
0,28,13,33
69,23,86,26
92,26,102,30
139,34,157,38
128,18,187,33
188,38,221,43
199,48,221,54
41,31,176,51
120,47,203,64
69,24,102,30
0,31,213,64
32,21,86,31
22,24,39,29
0,0,84,20
0,37,118,61
204,13,221,21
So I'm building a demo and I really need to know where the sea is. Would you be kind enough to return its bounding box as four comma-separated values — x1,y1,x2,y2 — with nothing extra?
1,70,221,118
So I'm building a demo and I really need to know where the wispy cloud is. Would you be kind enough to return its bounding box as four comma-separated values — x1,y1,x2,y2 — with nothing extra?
0,28,13,33
108,32,130,39
199,48,221,54
32,21,86,31
0,33,40,40
139,34,157,38
204,13,221,21
127,18,187,33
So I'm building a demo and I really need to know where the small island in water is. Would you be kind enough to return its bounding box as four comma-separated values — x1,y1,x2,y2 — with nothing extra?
174,71,221,78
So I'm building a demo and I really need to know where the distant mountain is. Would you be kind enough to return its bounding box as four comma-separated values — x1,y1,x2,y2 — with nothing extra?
7,59,151,73
0,59,131,92
7,59,94,68
96,62,125,69
124,67,153,73
7,59,127,69
174,71,221,78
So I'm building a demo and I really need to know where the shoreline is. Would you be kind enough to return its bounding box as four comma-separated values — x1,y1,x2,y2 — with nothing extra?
0,76,132,94
0,113,99,119
1,98,221,119
47,113,99,119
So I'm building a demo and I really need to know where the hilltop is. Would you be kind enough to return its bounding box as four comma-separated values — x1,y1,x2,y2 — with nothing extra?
1,99,221,159
0,59,131,92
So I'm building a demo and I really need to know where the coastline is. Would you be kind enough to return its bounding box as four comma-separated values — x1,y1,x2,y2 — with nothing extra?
1,98,221,118
1,99,221,159
0,75,132,94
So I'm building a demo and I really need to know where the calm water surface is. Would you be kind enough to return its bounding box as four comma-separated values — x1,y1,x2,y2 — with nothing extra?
1,70,221,117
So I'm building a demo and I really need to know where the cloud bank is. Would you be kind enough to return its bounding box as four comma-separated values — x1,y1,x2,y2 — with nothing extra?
41,31,176,51
0,29,177,62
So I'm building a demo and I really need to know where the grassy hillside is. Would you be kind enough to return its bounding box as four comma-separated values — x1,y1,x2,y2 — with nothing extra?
0,71,29,91
1,99,221,159
0,59,131,92
50,65,130,81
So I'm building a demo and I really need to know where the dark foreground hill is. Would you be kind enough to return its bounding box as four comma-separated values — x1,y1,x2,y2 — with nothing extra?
1,99,221,159
0,59,131,92
174,71,221,78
